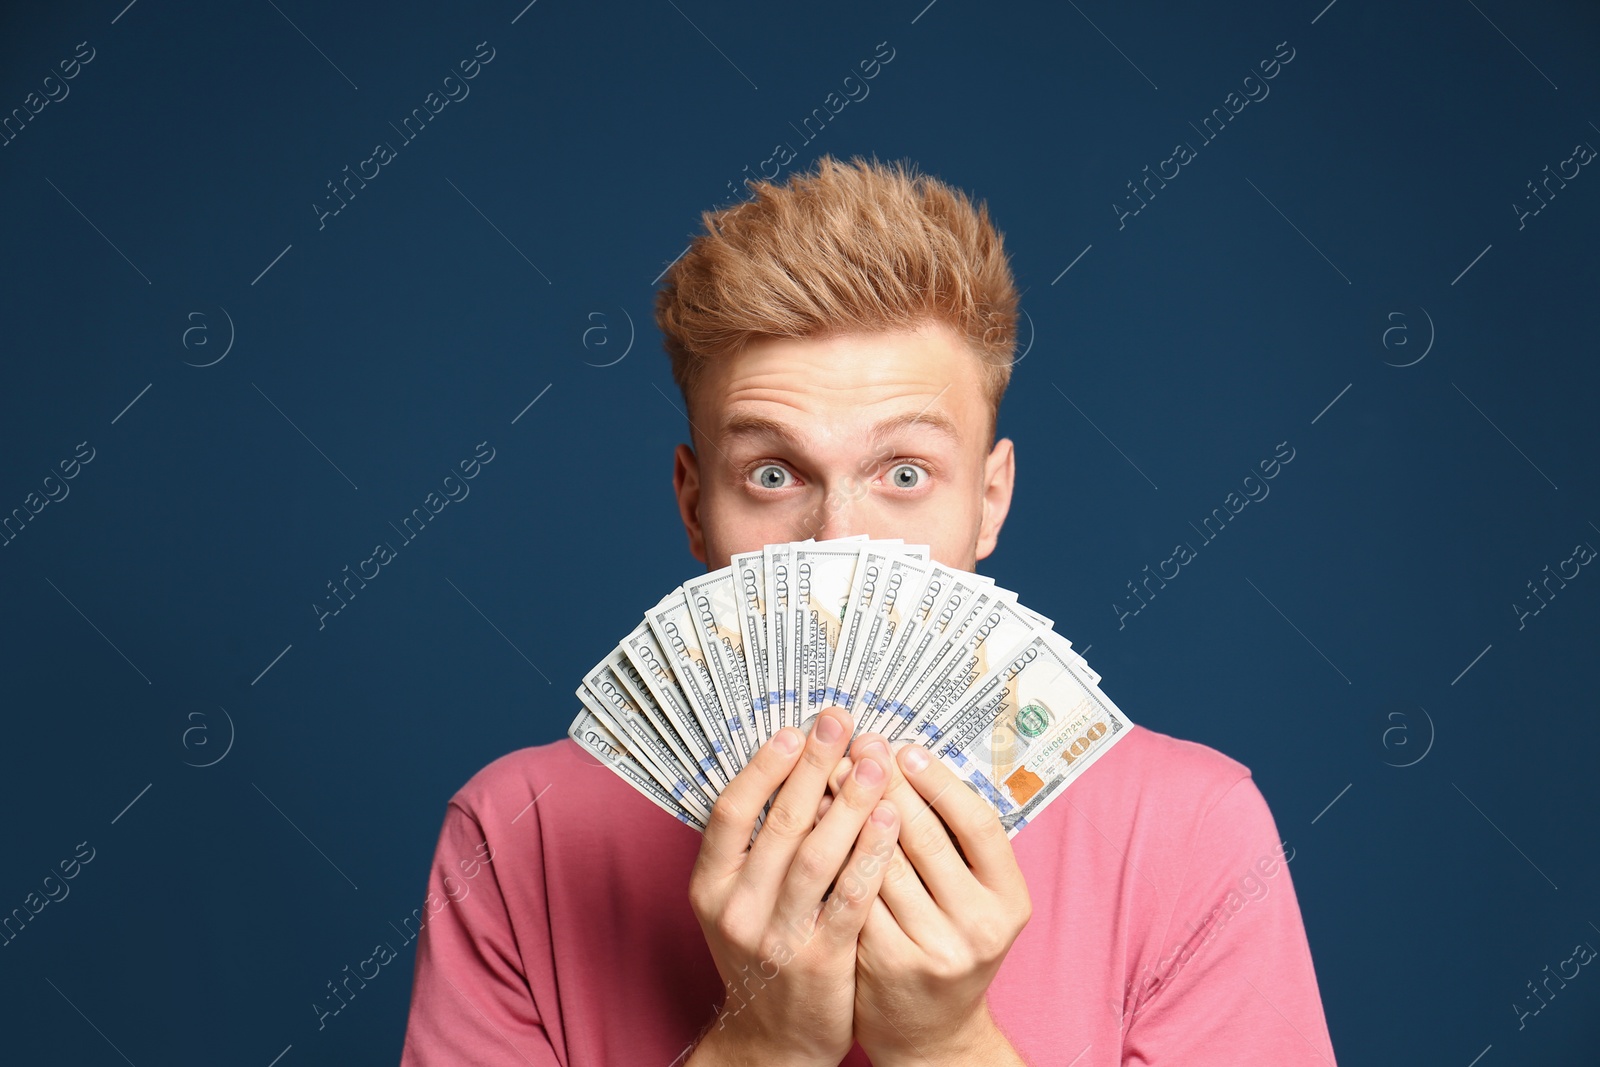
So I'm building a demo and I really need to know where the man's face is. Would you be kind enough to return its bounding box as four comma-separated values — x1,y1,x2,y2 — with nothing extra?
672,321,1015,571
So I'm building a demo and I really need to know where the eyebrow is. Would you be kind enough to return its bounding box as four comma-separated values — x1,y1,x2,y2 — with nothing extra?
717,409,963,449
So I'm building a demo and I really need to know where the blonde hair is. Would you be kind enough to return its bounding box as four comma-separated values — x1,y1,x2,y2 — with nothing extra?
655,154,1019,434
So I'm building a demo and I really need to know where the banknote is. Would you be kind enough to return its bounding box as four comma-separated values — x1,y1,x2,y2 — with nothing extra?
604,646,723,797
1009,604,1100,685
971,602,1100,687
929,632,1131,836
889,594,1043,743
731,548,774,742
1041,628,1101,688
620,621,733,784
869,572,1000,734
825,542,927,711
880,586,1010,733
577,668,714,822
763,541,796,729
1017,604,1053,629
644,590,749,767
682,568,762,756
568,706,704,829
833,550,931,724
856,560,969,735
793,540,868,731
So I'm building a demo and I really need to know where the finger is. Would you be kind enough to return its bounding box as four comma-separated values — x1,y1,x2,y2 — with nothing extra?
696,727,804,881
860,894,918,957
815,793,833,823
830,728,886,794
827,753,852,796
828,754,852,795
772,738,894,930
741,707,856,890
815,801,900,945
875,840,947,944
898,742,1020,896
872,742,974,907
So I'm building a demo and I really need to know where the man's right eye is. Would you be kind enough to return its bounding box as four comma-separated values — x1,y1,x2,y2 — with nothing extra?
750,464,793,489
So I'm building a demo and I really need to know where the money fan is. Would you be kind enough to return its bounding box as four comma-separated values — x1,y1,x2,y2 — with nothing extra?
570,537,1132,837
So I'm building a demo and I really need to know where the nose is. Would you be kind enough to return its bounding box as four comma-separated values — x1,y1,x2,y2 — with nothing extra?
804,474,869,541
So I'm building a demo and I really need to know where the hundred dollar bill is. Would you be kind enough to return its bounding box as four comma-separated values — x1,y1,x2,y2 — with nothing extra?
1041,629,1100,688
1018,603,1054,629
834,551,931,725
794,540,871,730
578,672,714,822
731,548,774,743
826,543,927,713
1004,607,1099,688
928,632,1132,837
601,645,722,797
1007,600,1100,686
870,572,1000,735
777,536,867,731
763,542,796,730
877,585,1002,732
775,541,815,733
569,706,703,829
890,595,1042,744
1005,612,1099,687
644,590,749,769
620,621,732,784
682,567,762,760
857,560,972,735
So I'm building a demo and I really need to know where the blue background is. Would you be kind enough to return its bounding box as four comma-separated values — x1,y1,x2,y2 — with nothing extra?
2,0,1597,1063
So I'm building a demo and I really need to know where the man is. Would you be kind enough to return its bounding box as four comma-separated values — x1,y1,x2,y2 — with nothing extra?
399,155,1337,1065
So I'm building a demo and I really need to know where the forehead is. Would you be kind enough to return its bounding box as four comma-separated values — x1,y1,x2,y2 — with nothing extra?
691,323,991,452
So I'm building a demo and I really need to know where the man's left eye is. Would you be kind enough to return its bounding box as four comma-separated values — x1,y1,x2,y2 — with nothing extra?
889,463,924,489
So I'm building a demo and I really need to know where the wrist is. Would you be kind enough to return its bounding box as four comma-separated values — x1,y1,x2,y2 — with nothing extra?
687,1023,760,1067
688,1014,839,1067
870,1002,1009,1067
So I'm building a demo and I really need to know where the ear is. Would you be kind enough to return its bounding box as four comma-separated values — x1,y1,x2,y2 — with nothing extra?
974,437,1015,561
673,442,708,564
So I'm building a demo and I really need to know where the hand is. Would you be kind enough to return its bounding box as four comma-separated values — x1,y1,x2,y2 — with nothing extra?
829,736,1032,1066
686,707,900,1067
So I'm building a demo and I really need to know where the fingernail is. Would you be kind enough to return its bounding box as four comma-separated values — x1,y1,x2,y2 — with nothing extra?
871,803,896,828
854,753,885,786
862,740,891,766
900,746,930,773
773,728,800,754
816,713,844,744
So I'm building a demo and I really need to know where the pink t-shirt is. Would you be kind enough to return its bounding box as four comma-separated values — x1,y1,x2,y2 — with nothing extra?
398,724,1338,1065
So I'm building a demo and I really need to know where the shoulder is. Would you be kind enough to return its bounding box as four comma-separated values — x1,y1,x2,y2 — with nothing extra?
443,737,698,852
1017,723,1273,878
445,736,610,827
1086,722,1256,815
